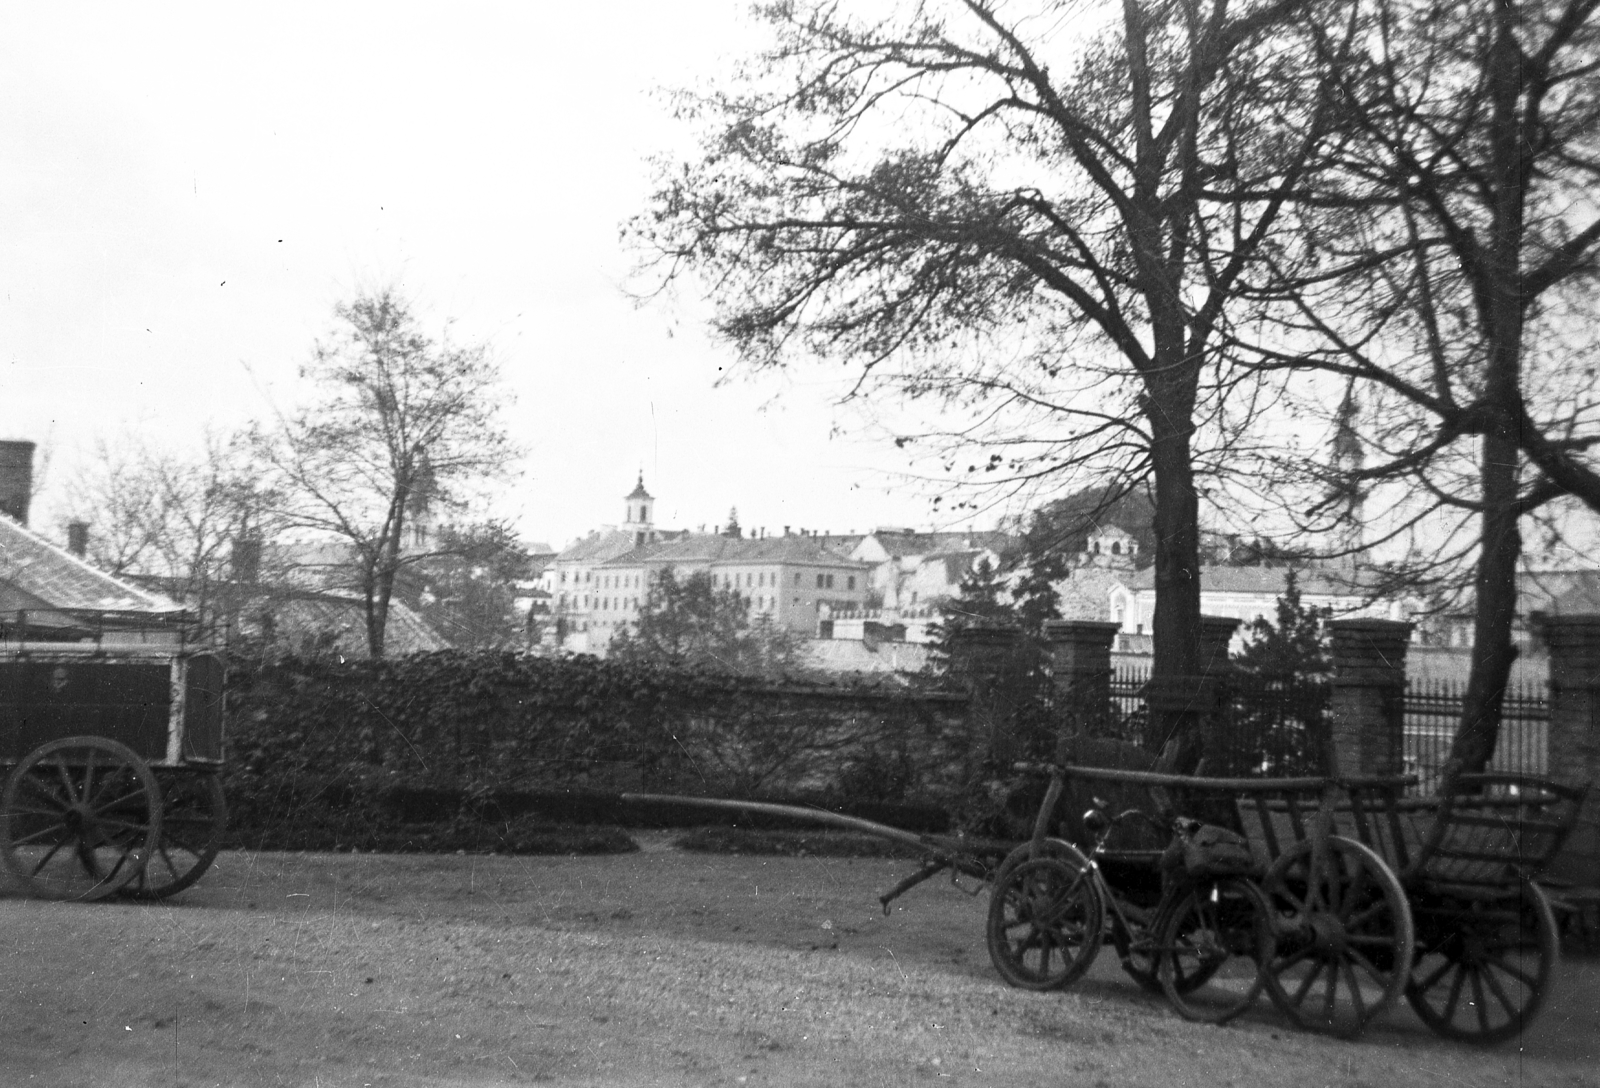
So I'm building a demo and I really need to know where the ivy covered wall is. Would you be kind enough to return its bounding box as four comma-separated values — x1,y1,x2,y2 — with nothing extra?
220,651,975,851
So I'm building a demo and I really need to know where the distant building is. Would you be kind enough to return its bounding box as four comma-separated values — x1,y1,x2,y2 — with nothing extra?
545,477,868,654
1419,568,1600,650
544,475,689,652
1107,565,1408,652
592,532,870,652
848,527,1017,610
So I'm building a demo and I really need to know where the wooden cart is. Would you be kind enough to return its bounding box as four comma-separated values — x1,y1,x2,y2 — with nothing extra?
0,643,228,901
1008,762,1586,1042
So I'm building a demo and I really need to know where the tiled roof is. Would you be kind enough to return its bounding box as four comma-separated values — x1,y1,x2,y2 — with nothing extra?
232,589,448,657
0,516,183,615
603,533,870,568
557,529,648,564
1118,565,1376,597
864,529,1017,559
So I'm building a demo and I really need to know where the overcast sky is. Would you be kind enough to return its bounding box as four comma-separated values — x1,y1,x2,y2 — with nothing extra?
0,2,990,551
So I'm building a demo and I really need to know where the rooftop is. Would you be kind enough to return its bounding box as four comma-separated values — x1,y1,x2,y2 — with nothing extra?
860,529,1017,559
0,516,184,617
603,533,871,568
1118,565,1380,597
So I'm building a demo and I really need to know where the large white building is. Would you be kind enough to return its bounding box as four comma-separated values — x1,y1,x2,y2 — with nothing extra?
544,477,870,655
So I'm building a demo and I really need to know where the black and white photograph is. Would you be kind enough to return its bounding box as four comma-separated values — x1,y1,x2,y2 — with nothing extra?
2,1,1598,1084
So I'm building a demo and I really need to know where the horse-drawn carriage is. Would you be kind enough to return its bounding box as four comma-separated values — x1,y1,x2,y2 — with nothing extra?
0,613,227,901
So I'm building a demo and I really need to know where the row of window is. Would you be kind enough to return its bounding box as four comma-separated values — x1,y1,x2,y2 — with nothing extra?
558,567,859,601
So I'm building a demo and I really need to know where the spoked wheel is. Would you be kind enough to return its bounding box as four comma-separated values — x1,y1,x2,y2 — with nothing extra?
1260,836,1414,1037
125,770,226,900
1405,880,1559,1045
1157,877,1275,1024
0,737,162,901
986,846,1104,991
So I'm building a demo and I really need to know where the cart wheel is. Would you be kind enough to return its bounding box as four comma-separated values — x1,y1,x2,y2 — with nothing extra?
1157,877,1274,1024
0,736,162,901
1260,835,1414,1037
1405,880,1559,1045
986,851,1104,991
125,771,226,900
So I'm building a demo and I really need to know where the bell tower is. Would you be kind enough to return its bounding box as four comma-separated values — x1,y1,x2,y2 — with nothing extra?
1331,381,1365,565
624,474,655,545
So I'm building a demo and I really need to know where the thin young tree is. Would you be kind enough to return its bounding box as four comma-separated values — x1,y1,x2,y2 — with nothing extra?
253,290,517,658
636,0,1350,762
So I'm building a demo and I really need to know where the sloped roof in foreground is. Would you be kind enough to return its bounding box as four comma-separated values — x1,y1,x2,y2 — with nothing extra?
0,516,183,615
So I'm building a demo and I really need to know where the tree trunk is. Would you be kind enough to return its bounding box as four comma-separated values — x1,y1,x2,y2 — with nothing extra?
1451,431,1521,775
1451,0,1527,778
1143,364,1205,765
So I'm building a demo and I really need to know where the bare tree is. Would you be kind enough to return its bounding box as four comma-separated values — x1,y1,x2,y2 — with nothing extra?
1250,0,1600,772
636,0,1351,761
252,289,518,658
63,429,271,639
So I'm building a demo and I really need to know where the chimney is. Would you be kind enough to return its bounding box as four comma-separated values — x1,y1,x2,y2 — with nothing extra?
66,520,89,557
0,440,35,526
232,534,263,584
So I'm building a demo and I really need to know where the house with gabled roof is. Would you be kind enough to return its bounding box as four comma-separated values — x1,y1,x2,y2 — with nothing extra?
0,441,189,646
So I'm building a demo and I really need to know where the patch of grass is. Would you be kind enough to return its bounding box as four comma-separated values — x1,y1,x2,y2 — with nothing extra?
673,826,927,858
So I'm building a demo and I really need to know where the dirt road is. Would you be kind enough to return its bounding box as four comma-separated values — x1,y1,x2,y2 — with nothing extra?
1,842,1595,1087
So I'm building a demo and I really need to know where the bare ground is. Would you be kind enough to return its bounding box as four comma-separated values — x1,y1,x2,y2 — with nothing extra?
1,836,1595,1088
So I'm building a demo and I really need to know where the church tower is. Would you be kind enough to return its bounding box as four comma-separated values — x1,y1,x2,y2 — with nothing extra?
623,474,655,545
1331,381,1365,564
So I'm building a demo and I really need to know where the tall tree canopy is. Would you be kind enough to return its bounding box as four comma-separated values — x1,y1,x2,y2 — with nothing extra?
253,290,516,658
638,0,1350,760
1253,0,1600,770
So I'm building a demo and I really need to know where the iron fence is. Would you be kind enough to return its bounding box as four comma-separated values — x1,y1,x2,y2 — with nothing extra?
1404,678,1548,794
1091,666,1551,796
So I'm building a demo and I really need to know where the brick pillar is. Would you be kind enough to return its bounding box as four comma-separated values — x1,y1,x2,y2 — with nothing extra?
1328,619,1411,777
1199,615,1241,677
1043,619,1120,738
1540,614,1600,886
950,625,1029,767
1196,616,1242,766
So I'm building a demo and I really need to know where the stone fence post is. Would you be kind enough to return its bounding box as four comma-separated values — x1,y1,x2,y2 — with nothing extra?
1042,619,1120,734
1328,618,1411,778
1196,616,1241,765
950,625,1028,767
1199,615,1241,678
1540,614,1600,887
